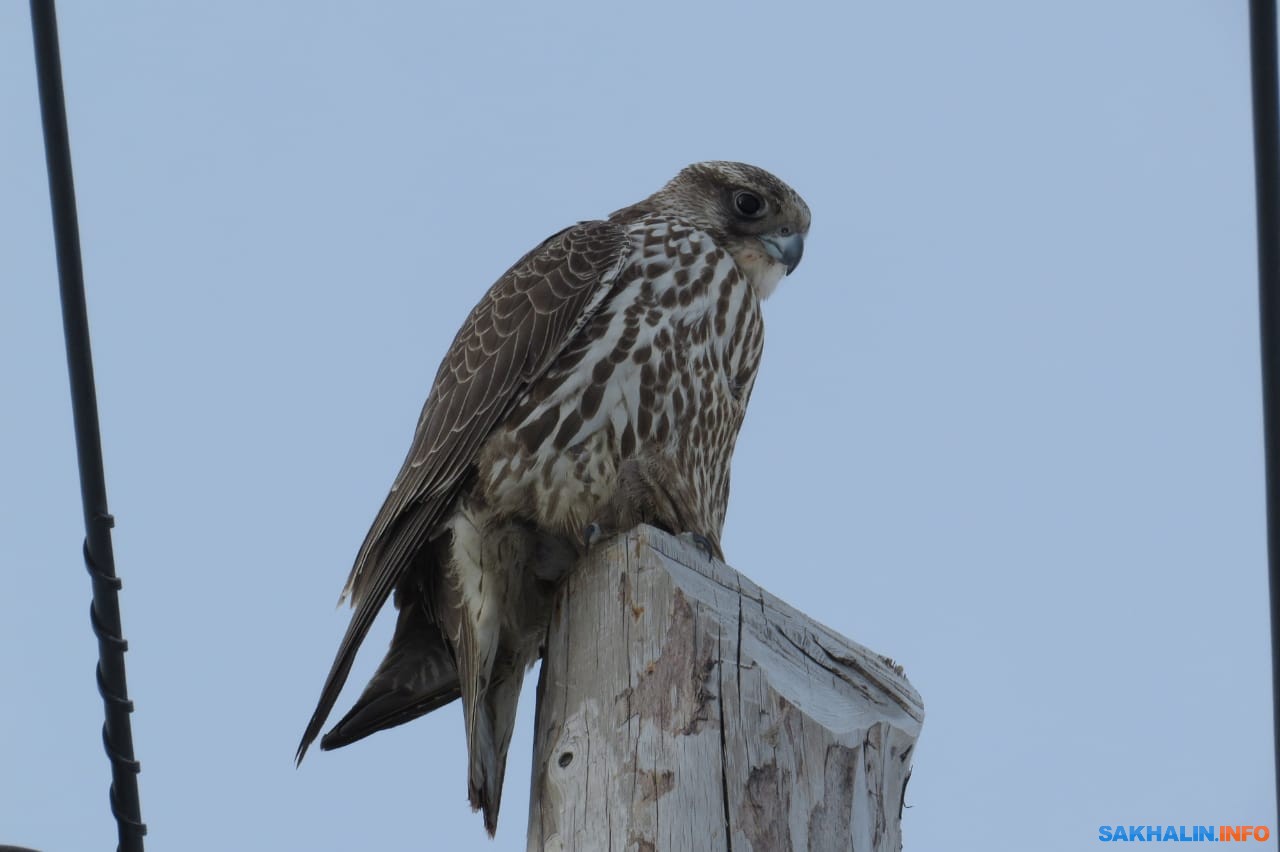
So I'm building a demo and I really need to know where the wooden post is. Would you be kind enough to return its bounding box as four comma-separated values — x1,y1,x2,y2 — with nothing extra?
528,526,925,852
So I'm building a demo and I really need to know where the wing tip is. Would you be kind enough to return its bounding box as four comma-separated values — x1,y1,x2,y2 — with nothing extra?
295,719,321,766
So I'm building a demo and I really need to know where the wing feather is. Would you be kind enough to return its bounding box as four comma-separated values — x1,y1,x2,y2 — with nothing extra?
296,220,631,762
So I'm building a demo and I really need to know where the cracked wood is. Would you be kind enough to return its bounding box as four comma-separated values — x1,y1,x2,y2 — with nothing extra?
527,526,924,852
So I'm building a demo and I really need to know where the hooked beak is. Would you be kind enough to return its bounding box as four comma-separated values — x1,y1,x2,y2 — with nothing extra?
760,231,805,275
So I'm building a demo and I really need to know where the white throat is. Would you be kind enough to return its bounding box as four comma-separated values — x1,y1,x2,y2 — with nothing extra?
730,243,787,301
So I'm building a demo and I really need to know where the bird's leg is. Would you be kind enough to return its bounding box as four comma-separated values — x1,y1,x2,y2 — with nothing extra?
581,521,613,553
579,469,639,554
579,460,652,553
593,458,725,560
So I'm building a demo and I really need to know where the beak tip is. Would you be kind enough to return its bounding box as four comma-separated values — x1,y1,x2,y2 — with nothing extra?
762,231,805,276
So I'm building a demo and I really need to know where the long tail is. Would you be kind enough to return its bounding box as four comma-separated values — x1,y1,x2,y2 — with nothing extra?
464,663,525,836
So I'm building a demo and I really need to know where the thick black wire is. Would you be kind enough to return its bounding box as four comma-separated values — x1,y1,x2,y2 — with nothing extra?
29,2,146,851
1251,0,1280,830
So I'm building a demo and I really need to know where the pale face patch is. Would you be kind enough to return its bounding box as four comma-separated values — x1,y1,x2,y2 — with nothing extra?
730,242,786,301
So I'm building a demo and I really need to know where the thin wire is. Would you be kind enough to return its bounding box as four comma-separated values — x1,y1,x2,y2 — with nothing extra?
29,2,146,850
1250,0,1280,830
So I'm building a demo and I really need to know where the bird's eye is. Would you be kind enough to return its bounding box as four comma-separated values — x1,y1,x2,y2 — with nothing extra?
733,191,765,218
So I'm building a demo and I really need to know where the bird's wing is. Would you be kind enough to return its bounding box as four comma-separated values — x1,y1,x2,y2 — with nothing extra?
297,220,633,762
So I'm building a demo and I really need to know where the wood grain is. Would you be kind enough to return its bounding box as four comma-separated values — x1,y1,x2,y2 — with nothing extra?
528,526,924,851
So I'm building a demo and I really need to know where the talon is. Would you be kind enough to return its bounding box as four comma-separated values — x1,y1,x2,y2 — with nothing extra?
582,523,603,552
678,531,717,559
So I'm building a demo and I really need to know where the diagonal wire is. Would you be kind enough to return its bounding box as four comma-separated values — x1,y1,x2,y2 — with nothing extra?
29,2,146,850
1249,0,1280,831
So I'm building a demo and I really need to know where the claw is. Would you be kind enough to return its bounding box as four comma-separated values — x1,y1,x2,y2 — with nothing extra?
678,531,716,559
582,523,604,552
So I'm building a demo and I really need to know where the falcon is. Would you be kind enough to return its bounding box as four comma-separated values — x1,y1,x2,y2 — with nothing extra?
297,161,810,834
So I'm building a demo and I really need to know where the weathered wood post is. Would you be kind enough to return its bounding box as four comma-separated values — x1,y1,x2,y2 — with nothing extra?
528,526,924,852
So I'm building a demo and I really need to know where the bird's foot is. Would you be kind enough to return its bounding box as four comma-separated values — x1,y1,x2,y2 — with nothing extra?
678,531,717,559
582,522,609,553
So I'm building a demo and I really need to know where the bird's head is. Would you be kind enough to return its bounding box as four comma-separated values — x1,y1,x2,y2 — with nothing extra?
616,161,811,300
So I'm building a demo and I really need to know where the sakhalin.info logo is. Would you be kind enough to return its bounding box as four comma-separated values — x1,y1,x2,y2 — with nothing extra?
1097,825,1271,842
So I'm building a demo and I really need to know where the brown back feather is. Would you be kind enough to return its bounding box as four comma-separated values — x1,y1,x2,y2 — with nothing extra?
296,221,631,762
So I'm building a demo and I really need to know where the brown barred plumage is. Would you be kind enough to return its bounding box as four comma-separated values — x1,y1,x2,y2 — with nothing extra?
297,162,810,835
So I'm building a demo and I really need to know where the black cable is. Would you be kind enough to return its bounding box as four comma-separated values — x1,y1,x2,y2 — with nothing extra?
1250,0,1280,831
29,2,146,850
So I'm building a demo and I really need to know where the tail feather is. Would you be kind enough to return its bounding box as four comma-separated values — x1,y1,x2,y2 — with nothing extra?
467,671,525,836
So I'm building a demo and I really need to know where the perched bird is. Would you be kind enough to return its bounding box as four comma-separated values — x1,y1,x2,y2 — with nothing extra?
297,161,810,834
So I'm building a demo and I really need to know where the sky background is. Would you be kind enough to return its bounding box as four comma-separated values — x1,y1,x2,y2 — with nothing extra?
0,2,1272,850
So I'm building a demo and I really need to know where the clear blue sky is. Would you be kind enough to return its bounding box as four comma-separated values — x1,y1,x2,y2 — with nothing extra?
1,2,1271,850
